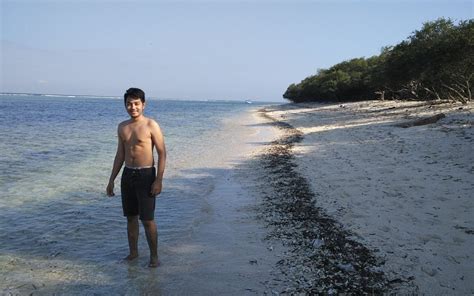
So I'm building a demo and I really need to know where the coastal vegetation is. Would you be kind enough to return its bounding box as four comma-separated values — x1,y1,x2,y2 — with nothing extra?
283,18,473,103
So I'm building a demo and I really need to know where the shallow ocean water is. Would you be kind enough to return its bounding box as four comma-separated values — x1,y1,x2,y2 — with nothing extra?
0,94,266,294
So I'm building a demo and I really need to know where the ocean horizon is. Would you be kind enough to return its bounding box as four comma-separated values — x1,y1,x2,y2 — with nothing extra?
0,92,282,104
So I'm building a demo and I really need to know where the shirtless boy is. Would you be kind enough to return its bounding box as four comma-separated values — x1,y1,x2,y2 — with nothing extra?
106,87,166,268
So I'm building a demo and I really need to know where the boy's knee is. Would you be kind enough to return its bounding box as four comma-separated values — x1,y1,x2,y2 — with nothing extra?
141,219,155,228
127,215,139,223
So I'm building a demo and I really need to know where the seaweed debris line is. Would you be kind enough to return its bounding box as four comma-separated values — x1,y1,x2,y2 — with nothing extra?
252,107,392,294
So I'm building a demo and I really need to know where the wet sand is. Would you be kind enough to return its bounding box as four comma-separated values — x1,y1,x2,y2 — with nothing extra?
258,100,474,294
150,110,289,295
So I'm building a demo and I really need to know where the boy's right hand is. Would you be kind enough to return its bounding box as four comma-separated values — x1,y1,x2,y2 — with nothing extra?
106,181,115,197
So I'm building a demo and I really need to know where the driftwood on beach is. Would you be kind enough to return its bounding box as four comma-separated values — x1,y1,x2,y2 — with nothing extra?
395,113,446,128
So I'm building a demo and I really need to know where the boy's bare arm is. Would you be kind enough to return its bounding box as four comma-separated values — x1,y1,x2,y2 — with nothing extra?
150,120,166,196
106,127,125,196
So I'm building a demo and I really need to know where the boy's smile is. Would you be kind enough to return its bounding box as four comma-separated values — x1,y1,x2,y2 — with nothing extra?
126,98,145,118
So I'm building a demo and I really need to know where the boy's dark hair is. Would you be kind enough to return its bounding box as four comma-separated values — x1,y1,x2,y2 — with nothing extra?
124,87,145,104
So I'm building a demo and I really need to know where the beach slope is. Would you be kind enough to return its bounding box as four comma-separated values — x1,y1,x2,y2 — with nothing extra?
258,100,473,294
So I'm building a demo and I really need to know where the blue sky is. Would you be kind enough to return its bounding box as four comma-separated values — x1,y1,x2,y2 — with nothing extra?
1,0,472,101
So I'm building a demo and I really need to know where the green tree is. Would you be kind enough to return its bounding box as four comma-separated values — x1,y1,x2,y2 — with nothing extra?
383,18,473,101
284,18,473,103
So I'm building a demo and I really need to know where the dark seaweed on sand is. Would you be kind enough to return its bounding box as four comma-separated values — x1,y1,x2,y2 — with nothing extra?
253,108,400,294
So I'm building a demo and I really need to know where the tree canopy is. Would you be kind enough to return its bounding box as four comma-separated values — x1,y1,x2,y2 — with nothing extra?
283,18,473,103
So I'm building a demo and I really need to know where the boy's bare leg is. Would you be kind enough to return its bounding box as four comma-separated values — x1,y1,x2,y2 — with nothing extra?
125,215,139,260
142,219,159,267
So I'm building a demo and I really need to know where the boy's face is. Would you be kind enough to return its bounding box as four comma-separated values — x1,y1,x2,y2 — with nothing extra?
125,97,145,118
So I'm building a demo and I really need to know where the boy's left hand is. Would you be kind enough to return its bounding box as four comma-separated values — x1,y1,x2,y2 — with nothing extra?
150,180,162,197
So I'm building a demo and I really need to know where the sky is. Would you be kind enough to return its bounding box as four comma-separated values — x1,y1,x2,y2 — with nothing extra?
1,0,472,102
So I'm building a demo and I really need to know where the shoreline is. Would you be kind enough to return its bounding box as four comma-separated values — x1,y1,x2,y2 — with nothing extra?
141,108,288,295
0,107,284,295
253,100,473,294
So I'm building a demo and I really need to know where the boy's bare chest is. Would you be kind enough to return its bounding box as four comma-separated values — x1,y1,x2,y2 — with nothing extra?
121,125,151,145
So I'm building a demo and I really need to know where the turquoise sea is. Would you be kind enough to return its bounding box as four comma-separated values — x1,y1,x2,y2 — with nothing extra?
0,94,270,294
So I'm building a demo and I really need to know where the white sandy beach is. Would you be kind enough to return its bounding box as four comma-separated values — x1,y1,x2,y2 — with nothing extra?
263,100,474,294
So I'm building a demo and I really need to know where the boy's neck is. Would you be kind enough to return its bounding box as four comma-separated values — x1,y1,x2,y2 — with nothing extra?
130,115,145,122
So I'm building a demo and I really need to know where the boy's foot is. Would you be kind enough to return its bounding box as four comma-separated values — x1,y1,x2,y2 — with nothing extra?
148,256,160,268
124,253,138,261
